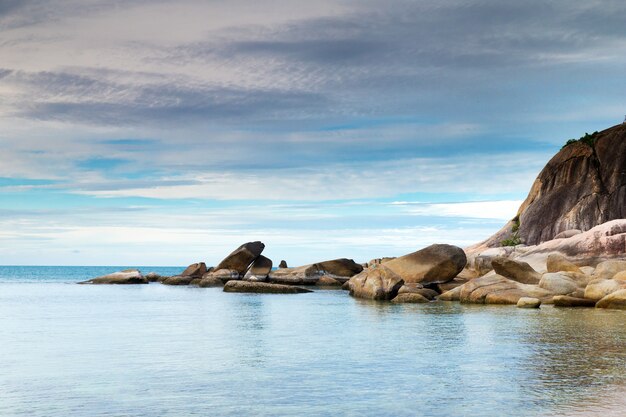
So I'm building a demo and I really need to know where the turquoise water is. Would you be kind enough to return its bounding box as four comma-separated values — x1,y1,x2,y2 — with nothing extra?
1,267,625,417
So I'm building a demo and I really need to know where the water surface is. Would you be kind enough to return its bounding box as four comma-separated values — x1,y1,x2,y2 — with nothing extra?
1,266,625,416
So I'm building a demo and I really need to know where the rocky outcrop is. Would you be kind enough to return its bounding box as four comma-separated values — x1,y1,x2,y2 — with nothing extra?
347,265,404,301
383,244,466,285
214,241,265,276
223,281,312,294
79,269,147,284
454,274,552,305
145,272,163,282
198,275,224,287
278,260,288,268
205,269,241,283
467,123,626,253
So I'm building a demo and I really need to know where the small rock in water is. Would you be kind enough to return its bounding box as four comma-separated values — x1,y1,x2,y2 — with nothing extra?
279,260,288,268
79,269,147,285
553,295,596,308
517,297,541,308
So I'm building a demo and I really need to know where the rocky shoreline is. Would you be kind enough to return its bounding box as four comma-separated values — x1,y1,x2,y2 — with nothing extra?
79,123,626,311
78,220,626,311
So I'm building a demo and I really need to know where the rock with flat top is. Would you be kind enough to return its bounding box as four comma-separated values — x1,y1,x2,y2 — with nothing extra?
553,295,596,307
517,297,541,308
223,280,312,294
79,269,147,285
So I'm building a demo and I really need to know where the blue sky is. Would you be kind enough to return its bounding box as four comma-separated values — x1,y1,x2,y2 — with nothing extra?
0,0,625,266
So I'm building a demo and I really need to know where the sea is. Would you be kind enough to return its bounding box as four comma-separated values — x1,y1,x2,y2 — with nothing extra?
1,266,625,417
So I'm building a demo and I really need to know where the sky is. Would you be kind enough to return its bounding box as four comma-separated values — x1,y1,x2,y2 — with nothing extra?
1,0,625,266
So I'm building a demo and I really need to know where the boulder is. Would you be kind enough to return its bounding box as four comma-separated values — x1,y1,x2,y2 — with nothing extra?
181,262,207,277
517,297,541,308
79,269,147,285
206,269,241,283
491,257,541,284
596,289,626,310
436,277,469,293
383,244,467,285
161,275,196,286
223,281,312,294
248,255,272,278
347,265,404,301
546,254,582,273
214,241,265,275
484,289,529,305
592,260,626,280
457,274,552,304
278,260,288,268
538,273,579,295
583,278,626,301
316,276,342,287
269,265,322,285
198,275,224,288
313,258,363,277
391,293,430,303
553,295,596,307
145,272,163,282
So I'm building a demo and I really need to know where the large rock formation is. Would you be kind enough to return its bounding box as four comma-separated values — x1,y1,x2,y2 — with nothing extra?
469,123,626,252
383,244,466,285
214,241,265,276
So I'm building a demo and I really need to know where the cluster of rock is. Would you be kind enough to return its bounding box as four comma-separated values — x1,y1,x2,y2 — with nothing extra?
80,240,364,294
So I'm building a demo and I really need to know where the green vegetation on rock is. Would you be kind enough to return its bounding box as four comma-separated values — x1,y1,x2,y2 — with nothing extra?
562,131,599,149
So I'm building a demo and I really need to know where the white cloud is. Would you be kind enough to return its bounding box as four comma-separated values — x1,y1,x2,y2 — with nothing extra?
394,200,523,220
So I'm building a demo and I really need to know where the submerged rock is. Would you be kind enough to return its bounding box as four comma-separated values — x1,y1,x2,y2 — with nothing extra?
223,280,312,294
391,293,430,303
347,265,404,301
79,269,147,285
383,243,466,285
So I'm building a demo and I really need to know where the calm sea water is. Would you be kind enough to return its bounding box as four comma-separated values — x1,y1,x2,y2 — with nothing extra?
1,266,625,417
